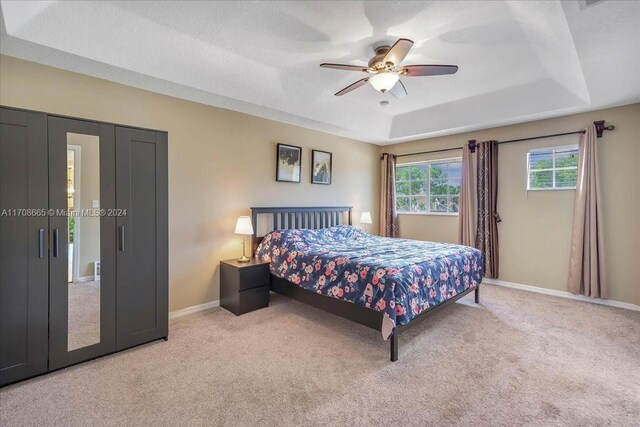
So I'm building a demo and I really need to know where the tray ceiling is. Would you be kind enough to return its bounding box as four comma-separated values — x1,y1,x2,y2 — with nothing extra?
1,0,639,145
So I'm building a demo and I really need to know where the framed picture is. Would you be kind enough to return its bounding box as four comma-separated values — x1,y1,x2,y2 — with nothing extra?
276,143,302,183
311,150,332,185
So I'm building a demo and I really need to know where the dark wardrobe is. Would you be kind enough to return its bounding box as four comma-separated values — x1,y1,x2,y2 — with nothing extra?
0,106,168,386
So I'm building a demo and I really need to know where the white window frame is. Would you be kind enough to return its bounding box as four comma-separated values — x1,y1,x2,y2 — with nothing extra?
395,157,462,216
526,144,579,191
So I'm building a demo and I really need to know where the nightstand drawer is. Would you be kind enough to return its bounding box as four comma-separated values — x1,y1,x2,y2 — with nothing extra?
236,285,269,315
239,266,270,291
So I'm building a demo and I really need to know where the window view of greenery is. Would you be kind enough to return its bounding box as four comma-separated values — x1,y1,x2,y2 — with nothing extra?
396,160,461,214
528,145,578,190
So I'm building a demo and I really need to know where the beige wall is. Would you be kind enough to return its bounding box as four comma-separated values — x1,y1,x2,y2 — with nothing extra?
2,54,636,307
0,55,380,311
385,103,640,306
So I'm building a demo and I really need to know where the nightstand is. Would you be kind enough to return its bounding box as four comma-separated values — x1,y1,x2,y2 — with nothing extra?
220,259,270,315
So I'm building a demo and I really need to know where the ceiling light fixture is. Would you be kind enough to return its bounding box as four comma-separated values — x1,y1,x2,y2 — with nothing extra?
369,72,399,93
320,38,458,98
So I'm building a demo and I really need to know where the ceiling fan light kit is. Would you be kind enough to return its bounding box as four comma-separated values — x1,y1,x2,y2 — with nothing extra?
369,72,399,92
320,38,458,98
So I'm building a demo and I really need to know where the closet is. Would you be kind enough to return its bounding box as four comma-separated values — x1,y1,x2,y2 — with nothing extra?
0,106,168,385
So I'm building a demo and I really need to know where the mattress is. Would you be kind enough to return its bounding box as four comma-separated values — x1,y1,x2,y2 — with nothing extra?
256,225,484,338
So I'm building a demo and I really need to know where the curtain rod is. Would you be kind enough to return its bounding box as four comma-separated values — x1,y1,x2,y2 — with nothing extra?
383,120,614,159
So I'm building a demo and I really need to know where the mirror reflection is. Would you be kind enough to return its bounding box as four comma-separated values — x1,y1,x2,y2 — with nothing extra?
67,133,101,351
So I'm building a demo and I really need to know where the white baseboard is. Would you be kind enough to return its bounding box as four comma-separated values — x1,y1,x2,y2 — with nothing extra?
482,278,639,312
169,300,220,319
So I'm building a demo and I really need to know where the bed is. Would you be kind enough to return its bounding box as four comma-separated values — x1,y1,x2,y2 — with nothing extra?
251,206,483,361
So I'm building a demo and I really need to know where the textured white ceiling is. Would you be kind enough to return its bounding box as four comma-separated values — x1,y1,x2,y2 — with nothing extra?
1,0,639,145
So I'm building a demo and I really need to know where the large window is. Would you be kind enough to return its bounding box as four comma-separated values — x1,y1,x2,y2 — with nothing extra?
396,159,461,214
527,145,579,190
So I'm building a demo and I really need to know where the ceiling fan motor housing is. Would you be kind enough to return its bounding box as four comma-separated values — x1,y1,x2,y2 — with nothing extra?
368,45,392,69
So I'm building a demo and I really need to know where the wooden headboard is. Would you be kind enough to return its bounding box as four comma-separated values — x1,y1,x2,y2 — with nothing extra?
250,206,352,254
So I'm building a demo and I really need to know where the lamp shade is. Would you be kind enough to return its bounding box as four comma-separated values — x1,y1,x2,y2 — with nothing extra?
234,216,254,235
360,212,372,224
369,72,399,92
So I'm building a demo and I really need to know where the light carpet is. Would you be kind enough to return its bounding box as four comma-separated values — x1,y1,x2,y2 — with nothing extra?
1,284,639,426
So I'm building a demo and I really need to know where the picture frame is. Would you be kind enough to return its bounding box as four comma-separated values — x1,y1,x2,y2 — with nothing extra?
276,143,302,183
311,149,332,185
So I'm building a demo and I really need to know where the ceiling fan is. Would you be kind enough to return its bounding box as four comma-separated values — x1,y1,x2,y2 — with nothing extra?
320,38,458,98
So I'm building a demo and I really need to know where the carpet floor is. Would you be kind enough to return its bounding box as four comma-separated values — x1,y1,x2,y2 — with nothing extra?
1,284,639,426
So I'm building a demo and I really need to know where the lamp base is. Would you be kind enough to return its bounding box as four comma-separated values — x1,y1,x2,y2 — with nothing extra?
237,255,251,263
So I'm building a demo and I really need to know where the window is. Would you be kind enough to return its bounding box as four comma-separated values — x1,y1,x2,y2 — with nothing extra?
527,145,579,190
396,159,461,214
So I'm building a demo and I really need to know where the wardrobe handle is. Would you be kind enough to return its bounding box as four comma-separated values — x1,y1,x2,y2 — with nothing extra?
38,228,45,259
119,225,125,252
53,229,59,258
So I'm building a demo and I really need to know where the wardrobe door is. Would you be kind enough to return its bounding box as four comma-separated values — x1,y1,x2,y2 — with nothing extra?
0,108,48,386
48,117,117,370
115,127,168,350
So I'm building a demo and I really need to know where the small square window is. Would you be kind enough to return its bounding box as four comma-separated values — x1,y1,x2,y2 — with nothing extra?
527,145,578,190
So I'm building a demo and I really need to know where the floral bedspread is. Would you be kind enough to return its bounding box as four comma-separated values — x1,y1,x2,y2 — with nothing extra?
256,225,483,339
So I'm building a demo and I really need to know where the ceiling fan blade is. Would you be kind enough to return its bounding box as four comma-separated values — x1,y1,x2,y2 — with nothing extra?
389,80,407,99
383,38,414,66
320,63,370,72
334,78,369,96
402,65,459,76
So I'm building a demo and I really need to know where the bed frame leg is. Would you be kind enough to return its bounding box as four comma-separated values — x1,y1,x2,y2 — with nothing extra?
390,332,398,362
475,286,480,304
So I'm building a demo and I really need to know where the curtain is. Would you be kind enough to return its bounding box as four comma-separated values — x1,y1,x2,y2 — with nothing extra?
568,125,608,298
380,153,399,237
475,140,500,278
458,143,475,246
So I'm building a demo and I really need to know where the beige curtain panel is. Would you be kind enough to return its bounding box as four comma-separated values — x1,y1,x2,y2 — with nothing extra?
568,125,608,298
458,143,475,246
380,153,399,237
475,140,500,278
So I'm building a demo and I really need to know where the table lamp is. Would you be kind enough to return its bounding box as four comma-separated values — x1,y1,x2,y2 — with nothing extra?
360,211,372,233
234,216,254,262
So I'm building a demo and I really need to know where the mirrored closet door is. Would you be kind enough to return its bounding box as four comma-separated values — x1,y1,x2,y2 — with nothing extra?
48,117,116,370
